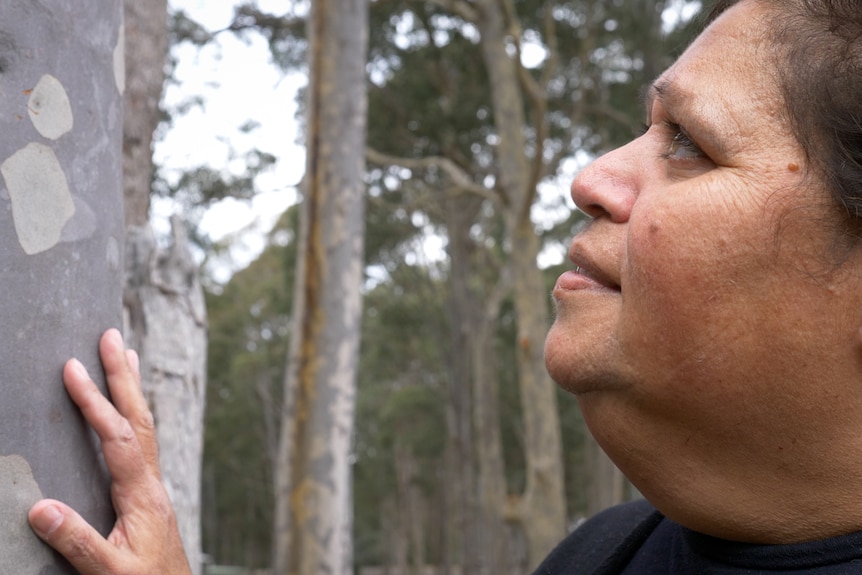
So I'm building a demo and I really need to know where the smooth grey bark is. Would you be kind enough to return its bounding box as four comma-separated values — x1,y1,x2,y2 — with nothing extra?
0,2,123,573
122,1,206,572
271,0,369,573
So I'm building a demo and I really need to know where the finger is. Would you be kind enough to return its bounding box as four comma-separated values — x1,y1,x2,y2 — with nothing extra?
125,349,140,380
62,358,151,495
98,330,160,475
28,500,123,575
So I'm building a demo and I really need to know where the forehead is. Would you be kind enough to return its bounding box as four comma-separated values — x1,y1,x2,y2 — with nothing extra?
648,1,789,153
659,2,773,95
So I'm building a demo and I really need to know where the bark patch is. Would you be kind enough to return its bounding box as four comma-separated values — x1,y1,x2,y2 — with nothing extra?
0,455,54,574
1,143,75,255
113,25,125,95
28,75,73,140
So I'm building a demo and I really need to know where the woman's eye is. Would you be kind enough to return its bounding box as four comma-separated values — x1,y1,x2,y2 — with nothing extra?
662,123,705,161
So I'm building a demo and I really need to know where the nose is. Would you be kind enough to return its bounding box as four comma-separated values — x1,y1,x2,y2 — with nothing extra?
570,141,640,223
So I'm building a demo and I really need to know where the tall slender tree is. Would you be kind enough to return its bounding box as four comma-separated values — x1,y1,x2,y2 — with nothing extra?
271,1,370,573
0,2,123,572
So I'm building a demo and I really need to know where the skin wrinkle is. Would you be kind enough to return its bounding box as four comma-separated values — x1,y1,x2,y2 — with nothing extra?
654,75,845,283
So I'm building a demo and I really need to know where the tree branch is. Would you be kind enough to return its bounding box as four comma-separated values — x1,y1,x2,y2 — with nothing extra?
540,0,561,91
366,147,499,203
421,0,479,23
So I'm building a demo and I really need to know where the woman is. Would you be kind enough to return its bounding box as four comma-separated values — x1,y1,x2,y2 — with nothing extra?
541,0,862,572
29,0,862,573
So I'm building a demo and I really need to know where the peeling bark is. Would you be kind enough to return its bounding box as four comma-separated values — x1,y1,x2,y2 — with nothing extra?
124,220,207,574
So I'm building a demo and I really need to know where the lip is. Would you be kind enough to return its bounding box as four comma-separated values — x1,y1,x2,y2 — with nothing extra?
554,252,620,293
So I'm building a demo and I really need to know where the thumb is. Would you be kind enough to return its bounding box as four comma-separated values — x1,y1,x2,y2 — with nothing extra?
29,500,119,575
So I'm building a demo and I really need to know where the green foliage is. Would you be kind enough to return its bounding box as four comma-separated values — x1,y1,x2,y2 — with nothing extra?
202,208,298,567
229,3,308,71
153,149,276,208
170,9,213,47
364,185,425,270
353,260,450,566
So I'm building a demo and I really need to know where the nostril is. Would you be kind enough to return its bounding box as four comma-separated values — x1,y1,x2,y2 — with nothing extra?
569,168,636,223
578,203,613,220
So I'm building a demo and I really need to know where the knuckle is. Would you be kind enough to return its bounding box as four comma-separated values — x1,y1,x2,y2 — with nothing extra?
135,408,157,435
61,524,96,562
149,484,176,519
116,419,138,446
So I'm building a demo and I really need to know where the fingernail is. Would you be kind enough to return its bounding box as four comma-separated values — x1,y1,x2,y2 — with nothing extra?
126,349,140,374
31,504,63,539
69,358,88,380
106,328,123,347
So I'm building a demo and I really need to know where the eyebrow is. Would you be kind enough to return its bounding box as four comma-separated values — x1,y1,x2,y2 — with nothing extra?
644,77,730,157
644,78,677,115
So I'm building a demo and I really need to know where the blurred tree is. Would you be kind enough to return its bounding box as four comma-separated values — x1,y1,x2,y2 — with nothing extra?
203,184,432,570
122,1,206,573
270,1,370,573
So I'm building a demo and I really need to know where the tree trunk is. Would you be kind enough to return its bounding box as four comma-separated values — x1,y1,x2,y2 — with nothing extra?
122,0,166,228
124,220,207,575
473,295,511,575
443,194,481,574
0,1,123,572
394,440,414,575
122,2,206,573
474,0,567,568
271,1,369,573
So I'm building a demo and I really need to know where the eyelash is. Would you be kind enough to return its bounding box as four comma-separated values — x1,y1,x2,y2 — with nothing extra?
662,122,703,160
638,121,705,161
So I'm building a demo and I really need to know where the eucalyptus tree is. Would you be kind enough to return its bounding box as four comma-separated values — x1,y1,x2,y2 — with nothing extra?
0,2,122,573
270,1,370,573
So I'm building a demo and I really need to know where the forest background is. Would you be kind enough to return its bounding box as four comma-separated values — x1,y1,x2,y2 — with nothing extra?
144,0,706,573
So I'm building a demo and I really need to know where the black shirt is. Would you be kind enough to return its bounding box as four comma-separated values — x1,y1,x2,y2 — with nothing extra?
534,500,862,574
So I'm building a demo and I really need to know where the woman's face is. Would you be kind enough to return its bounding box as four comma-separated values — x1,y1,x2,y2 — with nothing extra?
545,0,862,536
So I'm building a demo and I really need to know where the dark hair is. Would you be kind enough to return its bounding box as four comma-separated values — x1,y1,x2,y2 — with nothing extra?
706,0,862,235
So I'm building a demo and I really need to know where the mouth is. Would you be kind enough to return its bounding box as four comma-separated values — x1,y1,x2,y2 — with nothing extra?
555,254,621,293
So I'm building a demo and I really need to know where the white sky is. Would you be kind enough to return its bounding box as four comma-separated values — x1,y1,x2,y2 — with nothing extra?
157,0,305,282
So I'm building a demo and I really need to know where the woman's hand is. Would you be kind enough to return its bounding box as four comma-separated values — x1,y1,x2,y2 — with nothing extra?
28,329,191,575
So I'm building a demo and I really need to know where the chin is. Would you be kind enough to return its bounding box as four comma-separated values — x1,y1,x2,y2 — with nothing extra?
544,323,628,396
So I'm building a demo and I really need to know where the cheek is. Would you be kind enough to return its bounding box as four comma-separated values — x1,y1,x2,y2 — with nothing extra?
618,201,772,390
